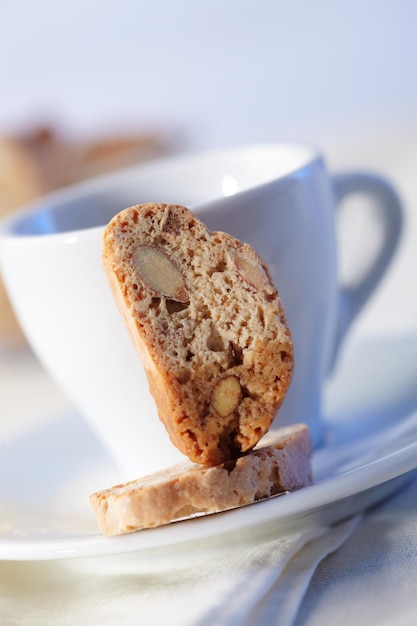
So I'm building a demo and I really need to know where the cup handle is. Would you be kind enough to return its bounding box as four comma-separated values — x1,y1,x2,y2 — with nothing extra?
331,171,403,363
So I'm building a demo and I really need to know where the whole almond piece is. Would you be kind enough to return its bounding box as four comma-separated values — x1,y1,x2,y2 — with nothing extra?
233,252,270,292
211,375,243,417
133,245,189,303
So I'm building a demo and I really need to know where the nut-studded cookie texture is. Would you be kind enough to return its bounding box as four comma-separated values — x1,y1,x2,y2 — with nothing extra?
102,203,294,465
90,424,312,535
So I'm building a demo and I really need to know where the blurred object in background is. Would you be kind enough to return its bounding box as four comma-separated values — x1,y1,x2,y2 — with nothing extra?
0,121,178,348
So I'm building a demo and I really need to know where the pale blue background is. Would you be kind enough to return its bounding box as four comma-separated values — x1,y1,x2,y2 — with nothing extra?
0,0,415,148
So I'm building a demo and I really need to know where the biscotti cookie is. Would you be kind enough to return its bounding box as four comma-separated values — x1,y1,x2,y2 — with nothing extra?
102,203,293,465
90,424,312,535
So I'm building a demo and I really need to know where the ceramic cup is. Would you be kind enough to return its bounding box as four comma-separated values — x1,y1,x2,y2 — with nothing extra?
0,144,402,478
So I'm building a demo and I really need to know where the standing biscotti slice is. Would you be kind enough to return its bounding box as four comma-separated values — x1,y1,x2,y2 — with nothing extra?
102,203,293,466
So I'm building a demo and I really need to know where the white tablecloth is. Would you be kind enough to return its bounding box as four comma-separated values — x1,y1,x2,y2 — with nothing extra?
296,472,417,626
0,518,357,626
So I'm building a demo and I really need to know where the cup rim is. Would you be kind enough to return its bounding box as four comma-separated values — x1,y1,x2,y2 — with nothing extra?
0,142,321,242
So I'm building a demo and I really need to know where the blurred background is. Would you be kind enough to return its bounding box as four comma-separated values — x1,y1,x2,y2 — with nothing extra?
0,0,416,346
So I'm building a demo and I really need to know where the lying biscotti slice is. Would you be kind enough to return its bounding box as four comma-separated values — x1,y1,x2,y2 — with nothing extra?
102,203,293,466
90,423,312,535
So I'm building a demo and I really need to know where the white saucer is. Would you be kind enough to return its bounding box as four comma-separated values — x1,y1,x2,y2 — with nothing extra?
1,333,417,567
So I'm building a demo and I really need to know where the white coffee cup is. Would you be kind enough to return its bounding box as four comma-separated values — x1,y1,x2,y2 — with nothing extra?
0,144,402,478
